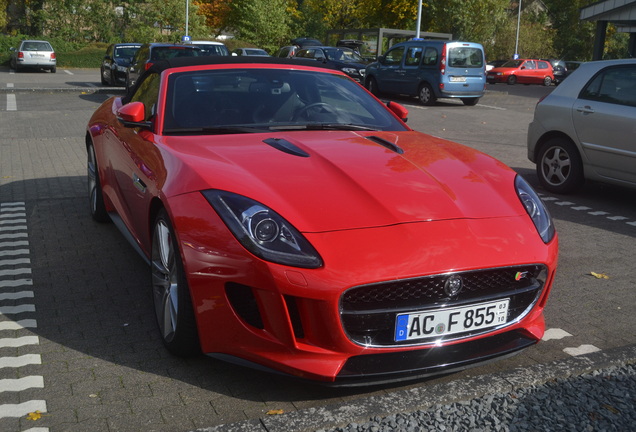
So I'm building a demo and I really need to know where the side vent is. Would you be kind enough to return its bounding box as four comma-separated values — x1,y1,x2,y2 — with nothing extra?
365,135,404,154
284,295,305,339
263,138,310,157
225,283,264,329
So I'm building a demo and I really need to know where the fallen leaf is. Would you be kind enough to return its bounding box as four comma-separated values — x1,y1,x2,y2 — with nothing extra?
590,272,610,279
266,409,284,415
602,404,620,414
26,411,42,421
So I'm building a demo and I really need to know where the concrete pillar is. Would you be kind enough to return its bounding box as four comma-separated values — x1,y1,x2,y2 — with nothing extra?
593,21,608,60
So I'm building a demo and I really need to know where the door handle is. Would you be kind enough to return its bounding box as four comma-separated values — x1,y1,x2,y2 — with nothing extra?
133,173,147,193
576,105,595,114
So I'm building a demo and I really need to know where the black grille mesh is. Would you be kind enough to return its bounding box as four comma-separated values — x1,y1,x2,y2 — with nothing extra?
340,265,546,346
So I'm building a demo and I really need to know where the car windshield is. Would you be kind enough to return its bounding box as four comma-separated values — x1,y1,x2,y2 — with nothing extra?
195,44,229,56
502,60,523,68
323,48,364,63
151,47,200,60
448,47,483,68
114,46,140,59
163,68,407,134
22,41,52,51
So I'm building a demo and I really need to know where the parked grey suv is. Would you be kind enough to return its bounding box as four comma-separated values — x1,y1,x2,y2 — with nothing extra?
10,40,57,73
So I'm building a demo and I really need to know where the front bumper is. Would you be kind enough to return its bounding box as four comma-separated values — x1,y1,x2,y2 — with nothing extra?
170,194,558,384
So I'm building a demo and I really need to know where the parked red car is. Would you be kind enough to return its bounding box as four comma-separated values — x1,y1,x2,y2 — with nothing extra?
487,59,554,86
86,57,558,385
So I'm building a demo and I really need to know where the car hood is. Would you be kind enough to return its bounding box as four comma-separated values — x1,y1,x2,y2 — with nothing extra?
160,131,524,232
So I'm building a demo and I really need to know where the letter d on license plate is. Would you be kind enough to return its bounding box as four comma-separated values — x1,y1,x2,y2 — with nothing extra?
394,299,509,342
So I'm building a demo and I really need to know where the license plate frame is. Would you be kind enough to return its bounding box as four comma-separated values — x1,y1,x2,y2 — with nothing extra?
449,76,467,82
394,299,509,342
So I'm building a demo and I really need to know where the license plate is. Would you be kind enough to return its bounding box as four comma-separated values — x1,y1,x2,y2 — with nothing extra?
394,299,509,341
449,76,466,82
29,53,44,58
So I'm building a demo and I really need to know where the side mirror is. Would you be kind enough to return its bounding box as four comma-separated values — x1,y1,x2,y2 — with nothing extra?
386,101,408,123
9,47,16,52
378,55,385,64
116,102,152,128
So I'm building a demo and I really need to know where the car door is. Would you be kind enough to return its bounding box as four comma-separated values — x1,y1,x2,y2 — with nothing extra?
517,60,536,83
375,45,406,94
395,45,425,96
572,65,636,184
108,72,164,249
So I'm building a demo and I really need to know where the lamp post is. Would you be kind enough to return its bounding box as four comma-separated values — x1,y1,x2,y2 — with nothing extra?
415,0,423,39
514,0,521,59
185,0,190,37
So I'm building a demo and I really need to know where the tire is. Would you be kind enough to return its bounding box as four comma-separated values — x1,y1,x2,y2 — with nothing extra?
536,137,584,194
461,97,479,106
366,77,380,96
100,67,108,85
51,66,56,73
87,143,110,222
507,75,517,85
543,76,552,86
151,209,200,357
418,83,436,106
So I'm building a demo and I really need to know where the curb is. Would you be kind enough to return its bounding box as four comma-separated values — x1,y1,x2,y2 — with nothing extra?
191,344,636,432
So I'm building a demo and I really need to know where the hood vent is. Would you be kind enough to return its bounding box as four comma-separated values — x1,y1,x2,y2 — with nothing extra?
365,135,404,154
263,138,310,158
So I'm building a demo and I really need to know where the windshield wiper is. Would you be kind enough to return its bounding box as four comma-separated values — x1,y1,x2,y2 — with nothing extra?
269,123,381,132
163,126,269,135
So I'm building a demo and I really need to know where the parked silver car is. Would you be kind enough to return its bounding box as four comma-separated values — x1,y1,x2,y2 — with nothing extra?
10,40,57,73
527,59,636,193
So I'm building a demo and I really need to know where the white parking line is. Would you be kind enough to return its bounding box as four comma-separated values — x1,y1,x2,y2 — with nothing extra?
542,328,572,341
0,376,44,392
64,69,73,75
6,94,17,111
0,290,34,301
0,319,37,330
0,400,47,419
540,194,636,227
0,336,39,348
563,344,601,356
0,354,42,369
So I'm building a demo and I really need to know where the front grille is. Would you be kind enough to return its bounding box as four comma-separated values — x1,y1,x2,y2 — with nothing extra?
340,265,546,347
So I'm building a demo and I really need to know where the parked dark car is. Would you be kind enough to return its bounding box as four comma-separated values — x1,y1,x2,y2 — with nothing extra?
275,46,299,58
565,61,584,77
126,43,201,91
101,43,141,86
290,37,323,48
294,46,368,82
190,41,230,56
232,48,270,57
542,59,567,85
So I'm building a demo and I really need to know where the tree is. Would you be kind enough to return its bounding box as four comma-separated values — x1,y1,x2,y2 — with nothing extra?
224,0,294,53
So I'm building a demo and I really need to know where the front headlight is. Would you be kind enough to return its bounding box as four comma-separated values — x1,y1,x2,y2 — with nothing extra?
202,190,323,268
341,67,360,76
515,175,555,243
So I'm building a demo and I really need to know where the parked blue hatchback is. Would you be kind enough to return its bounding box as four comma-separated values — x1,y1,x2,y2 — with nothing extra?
365,40,486,106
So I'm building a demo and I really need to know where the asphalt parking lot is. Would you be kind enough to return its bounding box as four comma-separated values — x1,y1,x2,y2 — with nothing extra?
0,67,635,432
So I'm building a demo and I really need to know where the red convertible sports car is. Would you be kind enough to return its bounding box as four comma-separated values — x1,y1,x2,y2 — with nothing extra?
86,57,558,385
